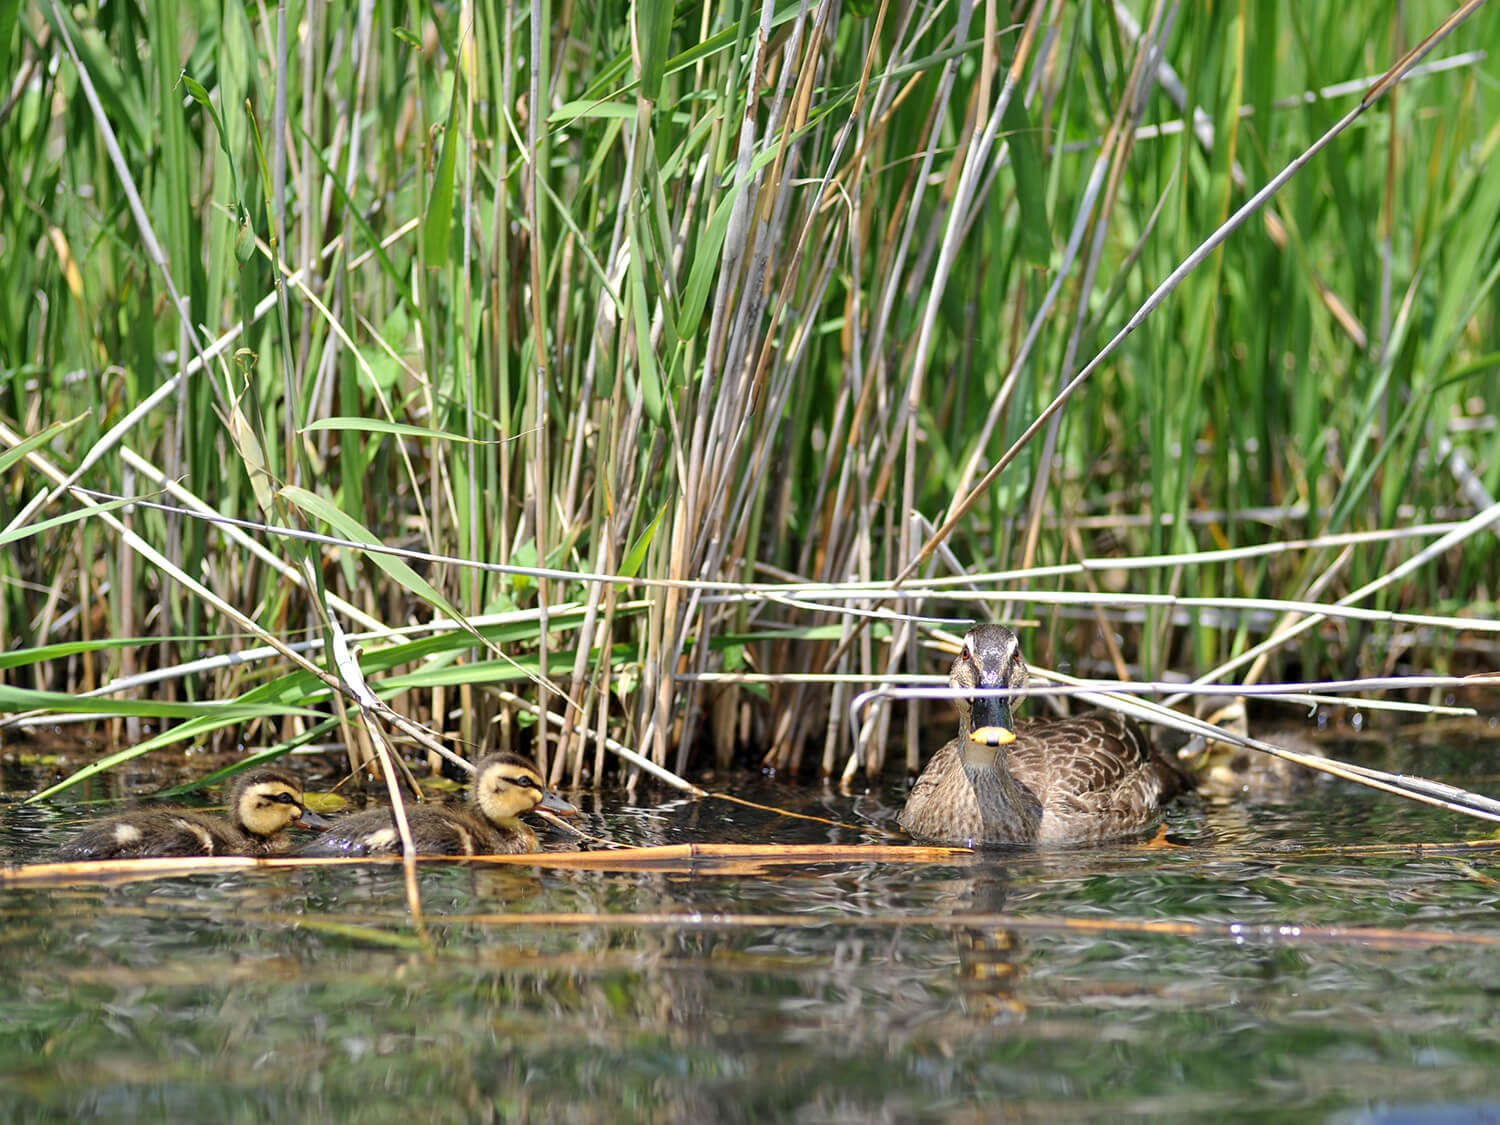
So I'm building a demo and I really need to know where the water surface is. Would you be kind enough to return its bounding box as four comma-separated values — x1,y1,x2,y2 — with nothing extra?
3,728,1500,1122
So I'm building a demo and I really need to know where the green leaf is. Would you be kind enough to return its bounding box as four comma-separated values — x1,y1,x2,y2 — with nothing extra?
0,637,169,670
0,413,87,475
619,503,666,578
0,495,138,548
677,180,743,340
303,417,480,443
178,72,220,127
423,80,461,269
0,684,313,720
635,0,675,104
0,0,19,86
279,486,493,652
1002,93,1051,267
551,99,636,125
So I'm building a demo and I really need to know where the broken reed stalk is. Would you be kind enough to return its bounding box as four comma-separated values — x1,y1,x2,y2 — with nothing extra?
0,844,975,888
13,835,1500,890
9,850,1500,952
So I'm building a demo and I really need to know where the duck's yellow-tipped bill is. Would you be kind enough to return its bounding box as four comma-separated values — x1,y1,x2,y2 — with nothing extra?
969,725,1016,747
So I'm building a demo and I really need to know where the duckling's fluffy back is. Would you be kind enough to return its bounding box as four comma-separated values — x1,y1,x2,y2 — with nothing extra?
299,804,539,857
301,753,561,858
56,809,251,860
55,765,311,860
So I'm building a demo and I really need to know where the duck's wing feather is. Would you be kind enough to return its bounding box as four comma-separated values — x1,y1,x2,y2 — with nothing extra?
1007,712,1190,842
1010,712,1184,793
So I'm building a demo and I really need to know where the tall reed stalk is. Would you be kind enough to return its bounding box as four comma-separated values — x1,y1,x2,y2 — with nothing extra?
2,1,1497,792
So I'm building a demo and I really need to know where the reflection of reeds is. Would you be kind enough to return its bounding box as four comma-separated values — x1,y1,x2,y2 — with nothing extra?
2,1,1497,801
11,842,1500,954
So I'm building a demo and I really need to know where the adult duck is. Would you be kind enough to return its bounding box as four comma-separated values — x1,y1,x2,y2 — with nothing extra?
899,624,1190,845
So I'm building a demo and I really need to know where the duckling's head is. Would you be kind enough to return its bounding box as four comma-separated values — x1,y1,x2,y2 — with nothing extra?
1178,695,1255,791
228,767,313,838
1180,695,1249,759
470,753,578,826
952,625,1029,766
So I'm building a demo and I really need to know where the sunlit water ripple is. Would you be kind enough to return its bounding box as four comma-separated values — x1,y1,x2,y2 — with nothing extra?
3,730,1500,1122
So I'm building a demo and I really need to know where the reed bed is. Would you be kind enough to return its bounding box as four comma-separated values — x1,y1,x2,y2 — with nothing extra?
2,1,1498,798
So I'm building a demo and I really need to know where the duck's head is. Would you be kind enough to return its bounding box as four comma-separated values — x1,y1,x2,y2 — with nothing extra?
229,767,324,838
471,753,578,825
952,625,1029,767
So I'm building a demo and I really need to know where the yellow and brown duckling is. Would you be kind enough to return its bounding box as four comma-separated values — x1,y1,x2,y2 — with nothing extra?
899,625,1192,846
1179,695,1327,802
56,766,321,860
302,752,576,857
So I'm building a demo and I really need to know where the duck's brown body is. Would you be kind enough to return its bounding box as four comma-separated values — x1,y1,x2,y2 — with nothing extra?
302,753,575,858
56,767,313,860
901,710,1185,845
899,626,1190,846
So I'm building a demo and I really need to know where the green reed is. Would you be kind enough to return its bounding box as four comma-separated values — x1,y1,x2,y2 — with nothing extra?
2,1,1497,791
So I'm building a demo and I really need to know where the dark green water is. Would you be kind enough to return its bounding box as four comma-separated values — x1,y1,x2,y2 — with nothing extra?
4,728,1500,1123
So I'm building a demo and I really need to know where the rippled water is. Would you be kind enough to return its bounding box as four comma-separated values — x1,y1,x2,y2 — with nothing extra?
4,728,1500,1122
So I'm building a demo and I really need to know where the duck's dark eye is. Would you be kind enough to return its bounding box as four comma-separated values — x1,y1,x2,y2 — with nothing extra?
273,792,297,804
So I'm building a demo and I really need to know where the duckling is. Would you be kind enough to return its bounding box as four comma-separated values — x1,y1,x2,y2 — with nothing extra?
899,625,1191,846
56,766,319,860
1179,695,1327,802
301,752,576,857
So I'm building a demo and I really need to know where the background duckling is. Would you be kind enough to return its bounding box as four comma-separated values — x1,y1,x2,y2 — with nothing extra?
56,766,320,860
302,752,576,857
1178,695,1328,802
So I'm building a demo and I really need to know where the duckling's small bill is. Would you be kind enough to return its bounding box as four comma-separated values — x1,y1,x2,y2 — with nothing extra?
537,790,579,815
